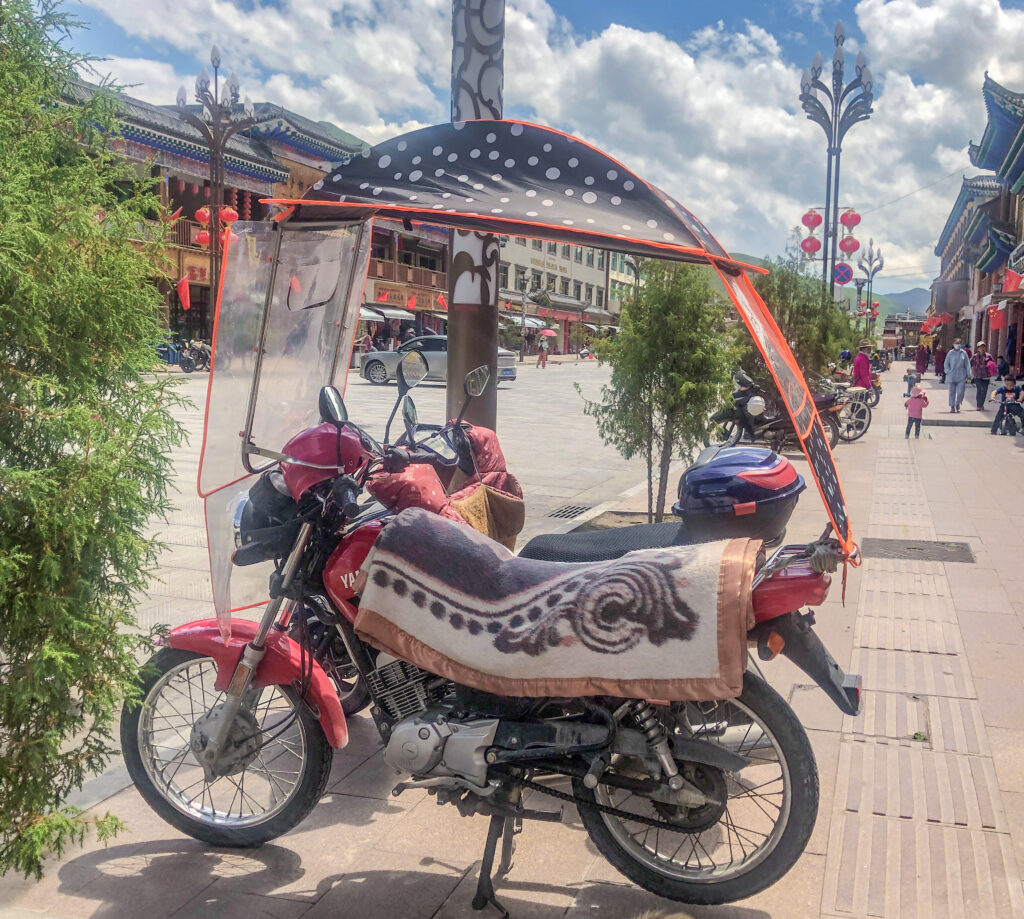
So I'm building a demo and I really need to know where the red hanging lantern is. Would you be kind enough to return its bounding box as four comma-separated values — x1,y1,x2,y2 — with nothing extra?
838,236,860,254
840,209,861,229
176,179,185,194
800,236,822,254
872,301,879,308
871,310,879,318
802,209,823,229
195,229,210,246
195,206,210,224
221,206,239,225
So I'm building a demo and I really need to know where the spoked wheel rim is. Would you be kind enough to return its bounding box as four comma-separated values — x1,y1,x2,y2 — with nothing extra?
593,696,791,884
137,656,309,828
366,361,389,384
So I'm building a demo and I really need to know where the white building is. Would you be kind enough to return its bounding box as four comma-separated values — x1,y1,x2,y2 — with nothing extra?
497,237,616,352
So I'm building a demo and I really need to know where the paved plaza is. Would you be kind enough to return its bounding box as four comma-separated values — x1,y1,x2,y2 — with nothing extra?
5,363,1024,918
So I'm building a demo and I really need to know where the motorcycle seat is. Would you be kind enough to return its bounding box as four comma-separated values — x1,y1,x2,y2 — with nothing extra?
354,507,758,701
845,386,868,395
518,522,689,563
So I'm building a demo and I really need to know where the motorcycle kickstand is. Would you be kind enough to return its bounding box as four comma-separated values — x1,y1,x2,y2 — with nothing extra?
471,814,511,918
497,814,521,877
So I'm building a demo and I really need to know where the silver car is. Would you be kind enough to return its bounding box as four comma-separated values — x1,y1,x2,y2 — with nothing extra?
359,335,517,385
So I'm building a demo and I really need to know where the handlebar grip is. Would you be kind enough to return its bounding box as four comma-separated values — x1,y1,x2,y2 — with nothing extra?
331,475,362,519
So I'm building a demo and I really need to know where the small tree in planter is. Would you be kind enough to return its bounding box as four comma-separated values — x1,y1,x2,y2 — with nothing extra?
0,1,183,877
578,261,738,522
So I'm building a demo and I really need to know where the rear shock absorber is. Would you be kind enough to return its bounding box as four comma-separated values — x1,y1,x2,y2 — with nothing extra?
631,700,686,792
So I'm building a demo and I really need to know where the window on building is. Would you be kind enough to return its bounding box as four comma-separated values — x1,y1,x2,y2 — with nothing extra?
585,284,594,302
596,288,604,308
561,244,570,258
560,277,570,295
532,239,543,250
515,236,528,245
546,273,557,290
499,262,509,290
597,251,605,269
514,265,527,290
532,269,543,289
371,244,387,260
573,281,582,300
586,249,595,267
611,252,619,271
574,246,583,263
547,241,557,254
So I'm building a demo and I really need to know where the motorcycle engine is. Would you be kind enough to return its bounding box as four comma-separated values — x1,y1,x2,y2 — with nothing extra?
384,713,498,789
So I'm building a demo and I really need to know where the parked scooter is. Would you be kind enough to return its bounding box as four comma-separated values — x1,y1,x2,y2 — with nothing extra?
121,355,860,910
707,371,842,451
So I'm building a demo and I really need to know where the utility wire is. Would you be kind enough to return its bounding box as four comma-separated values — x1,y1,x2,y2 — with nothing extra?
858,167,966,217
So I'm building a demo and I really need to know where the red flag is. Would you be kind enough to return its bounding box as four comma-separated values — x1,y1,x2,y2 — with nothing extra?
436,292,448,311
376,288,390,302
991,305,1008,330
1006,269,1022,293
406,293,417,310
175,276,190,311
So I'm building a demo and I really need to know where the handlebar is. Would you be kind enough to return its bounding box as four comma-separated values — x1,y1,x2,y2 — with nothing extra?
331,475,362,519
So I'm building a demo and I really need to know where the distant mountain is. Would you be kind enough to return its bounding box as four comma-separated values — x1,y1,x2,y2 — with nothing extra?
884,287,931,313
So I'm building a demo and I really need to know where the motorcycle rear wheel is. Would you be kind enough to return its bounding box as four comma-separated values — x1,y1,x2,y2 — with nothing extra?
179,355,196,374
121,648,332,847
838,400,872,442
573,671,818,905
866,386,881,408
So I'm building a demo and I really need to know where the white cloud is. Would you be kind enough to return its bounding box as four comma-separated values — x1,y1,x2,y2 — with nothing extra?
75,0,1024,291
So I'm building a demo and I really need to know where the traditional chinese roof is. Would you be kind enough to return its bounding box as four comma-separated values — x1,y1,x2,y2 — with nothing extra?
965,207,993,246
247,103,367,161
977,222,1017,273
934,175,1003,257
69,81,289,183
969,74,1024,171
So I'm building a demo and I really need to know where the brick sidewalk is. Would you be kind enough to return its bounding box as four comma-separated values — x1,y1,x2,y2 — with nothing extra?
3,367,1024,918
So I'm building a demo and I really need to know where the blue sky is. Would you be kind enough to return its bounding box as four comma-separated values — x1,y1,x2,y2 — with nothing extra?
68,0,1024,293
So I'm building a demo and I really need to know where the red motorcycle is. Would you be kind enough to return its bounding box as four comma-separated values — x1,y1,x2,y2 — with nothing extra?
122,349,860,910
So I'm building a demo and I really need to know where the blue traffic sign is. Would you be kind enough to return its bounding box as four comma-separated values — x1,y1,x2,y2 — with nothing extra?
834,262,853,285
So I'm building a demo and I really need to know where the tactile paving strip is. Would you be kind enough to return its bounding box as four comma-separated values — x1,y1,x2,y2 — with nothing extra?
836,740,1006,830
821,814,1023,918
854,616,964,655
851,647,975,698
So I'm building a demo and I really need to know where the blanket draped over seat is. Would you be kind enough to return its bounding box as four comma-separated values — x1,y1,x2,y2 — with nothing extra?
355,508,759,701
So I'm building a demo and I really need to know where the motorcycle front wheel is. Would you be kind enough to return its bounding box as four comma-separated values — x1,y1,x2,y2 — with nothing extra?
574,671,818,905
703,419,741,448
121,648,333,847
866,386,881,408
179,355,196,374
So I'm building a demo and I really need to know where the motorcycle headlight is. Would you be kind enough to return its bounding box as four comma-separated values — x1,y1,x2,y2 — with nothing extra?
747,395,767,417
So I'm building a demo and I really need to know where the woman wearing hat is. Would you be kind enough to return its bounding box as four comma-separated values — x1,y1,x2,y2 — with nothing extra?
852,339,873,391
970,341,993,409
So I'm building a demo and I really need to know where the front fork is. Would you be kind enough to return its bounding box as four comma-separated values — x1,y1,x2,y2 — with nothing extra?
198,521,314,779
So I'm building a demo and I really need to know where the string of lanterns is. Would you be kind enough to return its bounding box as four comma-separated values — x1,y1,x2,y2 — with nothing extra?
800,207,861,261
193,205,239,247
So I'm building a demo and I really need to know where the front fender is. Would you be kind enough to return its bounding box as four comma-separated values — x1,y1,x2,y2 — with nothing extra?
167,618,348,749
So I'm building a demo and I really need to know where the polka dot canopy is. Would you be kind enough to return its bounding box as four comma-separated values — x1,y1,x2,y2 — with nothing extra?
280,120,762,273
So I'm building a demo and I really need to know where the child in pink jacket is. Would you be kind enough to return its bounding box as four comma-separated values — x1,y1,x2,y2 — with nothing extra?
905,385,928,439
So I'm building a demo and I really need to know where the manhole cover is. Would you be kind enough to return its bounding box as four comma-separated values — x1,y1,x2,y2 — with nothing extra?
548,504,593,520
859,538,975,563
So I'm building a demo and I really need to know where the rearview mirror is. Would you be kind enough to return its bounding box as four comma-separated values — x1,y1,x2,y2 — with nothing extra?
464,365,490,398
402,396,418,444
318,385,347,426
398,350,429,391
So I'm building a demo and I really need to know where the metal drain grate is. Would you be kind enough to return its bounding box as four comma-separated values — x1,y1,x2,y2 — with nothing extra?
548,504,593,520
859,538,975,563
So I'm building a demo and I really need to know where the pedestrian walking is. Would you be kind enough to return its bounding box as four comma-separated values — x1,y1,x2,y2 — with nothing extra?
989,375,1023,434
905,385,929,439
536,336,548,369
934,344,946,382
915,343,929,376
971,341,993,409
943,338,971,413
852,339,873,389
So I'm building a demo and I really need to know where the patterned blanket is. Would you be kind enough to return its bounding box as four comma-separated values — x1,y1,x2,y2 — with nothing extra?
355,508,758,701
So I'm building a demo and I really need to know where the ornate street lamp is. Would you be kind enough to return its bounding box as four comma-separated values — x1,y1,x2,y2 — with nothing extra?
177,46,256,294
858,238,884,335
800,21,874,298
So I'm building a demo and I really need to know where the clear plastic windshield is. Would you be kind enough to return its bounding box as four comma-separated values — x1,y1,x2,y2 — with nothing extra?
197,220,371,636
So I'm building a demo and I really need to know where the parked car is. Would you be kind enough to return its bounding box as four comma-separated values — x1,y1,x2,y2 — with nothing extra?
359,335,517,384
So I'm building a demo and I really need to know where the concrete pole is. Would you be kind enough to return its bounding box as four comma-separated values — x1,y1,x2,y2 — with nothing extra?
446,0,504,426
